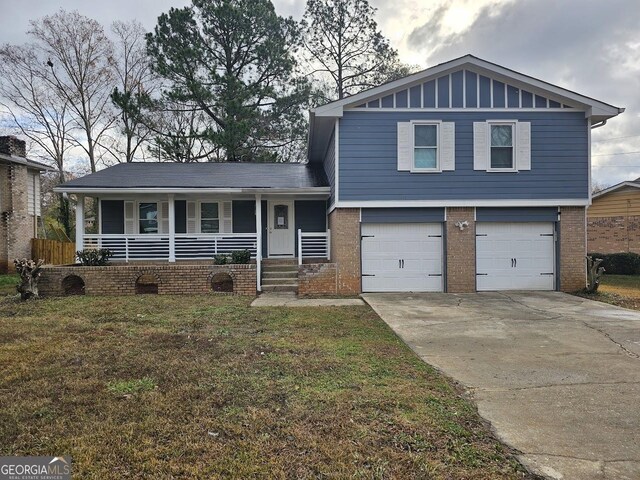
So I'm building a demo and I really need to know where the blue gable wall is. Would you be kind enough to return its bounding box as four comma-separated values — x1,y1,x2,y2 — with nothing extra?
323,128,336,205
338,110,588,201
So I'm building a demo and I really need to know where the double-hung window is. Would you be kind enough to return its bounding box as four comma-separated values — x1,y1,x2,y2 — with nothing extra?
412,123,439,171
489,123,515,170
139,202,158,234
200,202,220,233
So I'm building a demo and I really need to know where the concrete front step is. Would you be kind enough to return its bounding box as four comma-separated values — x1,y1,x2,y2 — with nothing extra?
262,284,298,293
262,277,298,286
262,265,299,273
262,270,298,279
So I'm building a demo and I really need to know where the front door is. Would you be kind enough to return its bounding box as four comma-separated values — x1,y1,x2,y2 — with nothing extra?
268,200,294,256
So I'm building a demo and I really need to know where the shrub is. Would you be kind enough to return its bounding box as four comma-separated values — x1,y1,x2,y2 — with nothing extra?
213,254,228,265
76,248,113,266
230,250,251,264
588,252,640,275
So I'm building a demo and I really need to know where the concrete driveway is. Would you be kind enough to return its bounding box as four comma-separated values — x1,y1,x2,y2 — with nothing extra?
363,292,640,480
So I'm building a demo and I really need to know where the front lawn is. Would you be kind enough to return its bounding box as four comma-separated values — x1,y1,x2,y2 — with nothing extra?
578,274,640,310
0,295,532,478
0,273,18,295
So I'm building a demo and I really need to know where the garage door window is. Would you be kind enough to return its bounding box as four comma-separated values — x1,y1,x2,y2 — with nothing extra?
490,124,514,170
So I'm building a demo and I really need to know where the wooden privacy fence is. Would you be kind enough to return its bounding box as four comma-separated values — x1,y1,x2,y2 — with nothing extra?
31,238,76,265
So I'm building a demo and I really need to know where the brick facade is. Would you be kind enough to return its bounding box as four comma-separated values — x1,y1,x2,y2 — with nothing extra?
587,215,640,254
39,263,257,297
560,206,587,292
445,207,476,293
1,162,37,273
328,208,361,294
298,262,337,296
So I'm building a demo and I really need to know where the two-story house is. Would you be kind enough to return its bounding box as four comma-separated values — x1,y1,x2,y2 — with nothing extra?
54,55,623,296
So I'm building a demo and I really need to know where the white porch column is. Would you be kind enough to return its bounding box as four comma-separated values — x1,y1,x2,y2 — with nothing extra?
168,194,176,262
75,195,84,252
255,194,262,292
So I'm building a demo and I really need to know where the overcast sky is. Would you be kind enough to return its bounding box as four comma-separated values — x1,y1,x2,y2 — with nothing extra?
1,0,638,187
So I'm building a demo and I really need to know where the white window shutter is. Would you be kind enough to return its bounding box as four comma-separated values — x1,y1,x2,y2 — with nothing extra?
397,122,412,171
159,201,169,234
34,175,41,216
27,173,35,215
473,122,488,170
186,201,197,233
516,122,531,171
222,201,232,233
440,122,455,171
124,201,135,234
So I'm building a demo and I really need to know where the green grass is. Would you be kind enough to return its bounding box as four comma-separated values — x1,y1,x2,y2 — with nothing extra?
0,274,19,296
578,274,640,310
0,294,534,479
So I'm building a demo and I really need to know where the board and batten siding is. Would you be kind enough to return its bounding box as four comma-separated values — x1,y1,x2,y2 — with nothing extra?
338,110,588,201
588,187,640,218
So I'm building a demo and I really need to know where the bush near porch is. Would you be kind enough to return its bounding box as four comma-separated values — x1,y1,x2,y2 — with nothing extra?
0,295,534,479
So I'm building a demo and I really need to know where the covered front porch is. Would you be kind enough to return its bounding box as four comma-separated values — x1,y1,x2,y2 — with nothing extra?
74,193,330,291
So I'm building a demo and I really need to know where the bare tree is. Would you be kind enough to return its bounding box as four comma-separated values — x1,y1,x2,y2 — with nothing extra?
0,43,73,180
301,0,413,100
30,10,116,172
107,20,157,163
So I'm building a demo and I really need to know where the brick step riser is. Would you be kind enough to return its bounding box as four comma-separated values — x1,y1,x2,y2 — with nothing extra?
262,271,298,279
261,285,298,293
262,279,298,286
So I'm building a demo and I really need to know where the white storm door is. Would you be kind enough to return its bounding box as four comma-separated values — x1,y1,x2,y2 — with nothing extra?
268,200,294,256
361,223,443,292
476,222,555,291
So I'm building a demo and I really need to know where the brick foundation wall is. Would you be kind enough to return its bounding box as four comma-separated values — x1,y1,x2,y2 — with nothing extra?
445,207,476,293
329,208,361,294
560,206,586,292
298,263,337,296
39,263,257,297
1,163,35,273
587,215,640,254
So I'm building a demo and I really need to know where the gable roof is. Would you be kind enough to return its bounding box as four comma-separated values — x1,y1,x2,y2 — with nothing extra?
593,179,640,199
0,152,54,171
313,54,624,119
54,162,330,194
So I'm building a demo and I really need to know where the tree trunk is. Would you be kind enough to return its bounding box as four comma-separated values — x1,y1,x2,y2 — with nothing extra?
15,259,44,300
586,256,605,293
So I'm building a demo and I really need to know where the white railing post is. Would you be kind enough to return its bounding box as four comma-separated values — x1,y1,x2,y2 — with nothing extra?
168,194,176,262
255,194,262,292
298,229,302,266
327,229,331,260
125,237,129,263
75,195,84,258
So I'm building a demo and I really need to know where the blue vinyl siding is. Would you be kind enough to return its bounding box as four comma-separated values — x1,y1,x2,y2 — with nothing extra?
362,208,445,223
493,81,505,107
294,200,327,254
437,76,449,107
338,110,588,201
423,80,436,108
395,90,408,108
410,85,421,107
479,76,491,107
476,207,558,222
451,71,464,107
323,128,336,204
232,200,255,233
507,86,520,108
465,71,477,107
175,200,186,233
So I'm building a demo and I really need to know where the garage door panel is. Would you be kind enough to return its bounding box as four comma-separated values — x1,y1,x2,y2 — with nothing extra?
476,222,555,291
361,223,443,292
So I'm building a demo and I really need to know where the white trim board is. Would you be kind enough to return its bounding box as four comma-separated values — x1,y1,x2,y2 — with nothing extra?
335,199,589,208
56,187,331,195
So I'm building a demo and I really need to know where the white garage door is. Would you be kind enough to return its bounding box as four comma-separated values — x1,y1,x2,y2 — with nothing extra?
476,222,555,291
361,223,443,292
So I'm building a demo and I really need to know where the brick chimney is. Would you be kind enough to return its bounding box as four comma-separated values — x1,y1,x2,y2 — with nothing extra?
0,136,26,158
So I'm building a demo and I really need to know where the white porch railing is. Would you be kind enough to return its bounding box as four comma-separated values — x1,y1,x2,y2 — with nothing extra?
83,233,257,262
297,229,330,265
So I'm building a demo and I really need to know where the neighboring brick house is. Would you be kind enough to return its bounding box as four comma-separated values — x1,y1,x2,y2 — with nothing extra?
54,55,623,295
587,180,640,254
0,136,52,273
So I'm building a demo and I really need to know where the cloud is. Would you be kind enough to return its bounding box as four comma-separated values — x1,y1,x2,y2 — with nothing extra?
403,0,640,186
